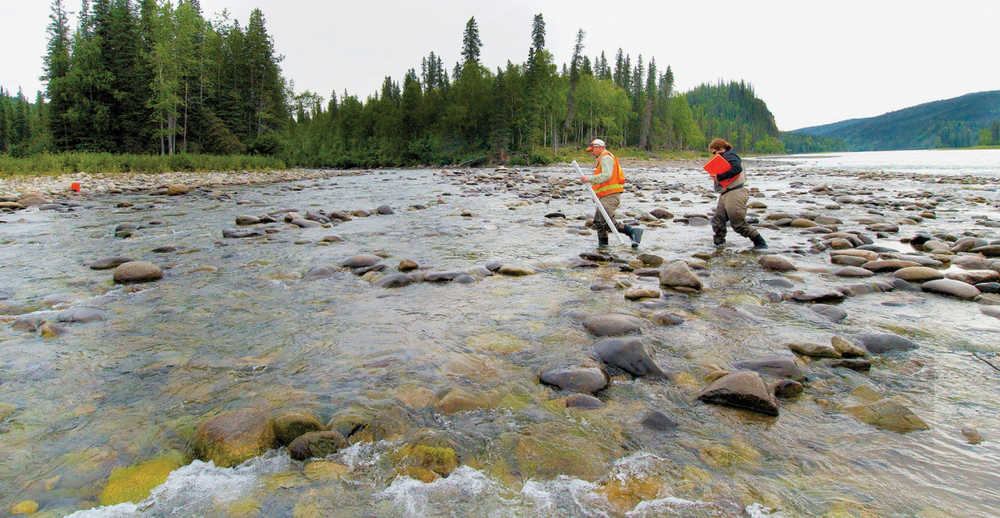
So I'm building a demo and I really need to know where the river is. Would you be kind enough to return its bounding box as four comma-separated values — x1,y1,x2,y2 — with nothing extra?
1,150,998,517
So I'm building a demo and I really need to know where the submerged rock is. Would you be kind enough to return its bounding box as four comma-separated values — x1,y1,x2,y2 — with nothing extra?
539,365,609,394
640,410,678,431
583,314,643,336
844,398,929,433
57,307,107,323
89,256,134,270
273,410,324,446
565,394,605,409
811,304,847,322
732,357,807,380
99,450,185,506
697,370,779,416
856,333,918,354
591,337,667,378
193,408,275,467
759,254,796,272
113,261,163,283
288,431,348,461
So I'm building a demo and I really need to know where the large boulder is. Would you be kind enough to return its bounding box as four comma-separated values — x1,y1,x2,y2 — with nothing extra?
374,273,415,288
288,431,348,461
583,314,643,336
843,398,930,433
272,410,324,446
497,264,536,276
759,255,796,272
862,260,920,273
342,254,382,268
591,337,667,378
833,265,875,277
193,408,275,467
539,365,609,394
788,342,840,358
659,261,702,291
113,261,163,283
921,279,981,300
697,371,779,416
893,267,944,283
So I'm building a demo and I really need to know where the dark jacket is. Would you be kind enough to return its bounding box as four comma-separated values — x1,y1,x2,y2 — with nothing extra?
713,149,744,193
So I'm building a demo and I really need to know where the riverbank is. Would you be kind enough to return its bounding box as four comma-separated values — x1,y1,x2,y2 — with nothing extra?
0,155,709,202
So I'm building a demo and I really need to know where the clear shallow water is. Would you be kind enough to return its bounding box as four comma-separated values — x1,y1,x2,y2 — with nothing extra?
0,152,998,517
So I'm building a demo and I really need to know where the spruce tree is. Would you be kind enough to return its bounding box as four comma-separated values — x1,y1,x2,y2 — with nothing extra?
0,88,9,154
43,0,72,150
461,17,481,65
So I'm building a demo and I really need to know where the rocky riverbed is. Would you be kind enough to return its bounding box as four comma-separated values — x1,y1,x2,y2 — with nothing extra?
1,154,999,517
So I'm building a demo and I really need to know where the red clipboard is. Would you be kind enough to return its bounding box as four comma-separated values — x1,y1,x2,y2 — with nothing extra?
703,154,731,176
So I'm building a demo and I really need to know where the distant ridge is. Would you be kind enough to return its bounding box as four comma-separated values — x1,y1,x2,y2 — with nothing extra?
790,90,1000,151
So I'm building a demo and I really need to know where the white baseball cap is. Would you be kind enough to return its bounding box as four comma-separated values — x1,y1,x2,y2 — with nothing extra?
586,138,606,151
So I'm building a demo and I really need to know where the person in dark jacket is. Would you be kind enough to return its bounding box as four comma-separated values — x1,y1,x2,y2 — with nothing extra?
708,138,767,249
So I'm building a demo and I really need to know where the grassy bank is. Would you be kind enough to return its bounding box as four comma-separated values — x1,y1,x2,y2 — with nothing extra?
0,148,708,178
0,152,288,177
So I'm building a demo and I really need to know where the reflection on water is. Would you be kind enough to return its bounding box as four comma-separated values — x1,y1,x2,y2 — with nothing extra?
766,148,1000,175
1,152,999,517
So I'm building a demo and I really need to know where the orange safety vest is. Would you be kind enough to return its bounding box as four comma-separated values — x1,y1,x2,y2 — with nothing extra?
592,150,625,198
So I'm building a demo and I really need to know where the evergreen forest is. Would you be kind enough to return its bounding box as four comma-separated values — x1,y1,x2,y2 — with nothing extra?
3,0,797,170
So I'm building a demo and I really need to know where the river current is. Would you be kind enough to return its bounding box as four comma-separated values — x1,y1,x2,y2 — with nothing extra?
1,149,998,517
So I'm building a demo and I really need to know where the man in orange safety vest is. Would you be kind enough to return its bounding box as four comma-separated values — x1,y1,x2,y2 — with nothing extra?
579,138,642,248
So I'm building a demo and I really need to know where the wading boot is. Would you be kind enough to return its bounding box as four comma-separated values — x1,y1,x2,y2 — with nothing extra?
713,235,726,247
598,235,609,248
626,226,643,248
751,234,768,250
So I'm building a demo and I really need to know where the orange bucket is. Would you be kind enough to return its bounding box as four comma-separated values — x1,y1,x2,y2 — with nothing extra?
70,182,81,192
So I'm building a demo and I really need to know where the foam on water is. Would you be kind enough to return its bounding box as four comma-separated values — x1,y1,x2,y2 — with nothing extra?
745,502,788,518
521,476,610,517
66,451,290,518
378,465,512,517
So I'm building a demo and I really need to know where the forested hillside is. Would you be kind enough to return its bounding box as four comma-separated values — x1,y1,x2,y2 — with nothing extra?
2,0,789,169
686,81,783,154
792,91,1000,150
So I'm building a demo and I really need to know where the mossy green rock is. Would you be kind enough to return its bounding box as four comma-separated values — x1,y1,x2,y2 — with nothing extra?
99,450,185,505
844,398,930,433
391,444,459,476
288,431,348,461
513,421,622,481
273,410,324,446
193,408,275,467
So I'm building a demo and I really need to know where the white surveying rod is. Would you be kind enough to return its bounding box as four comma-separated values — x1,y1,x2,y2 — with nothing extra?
572,160,628,246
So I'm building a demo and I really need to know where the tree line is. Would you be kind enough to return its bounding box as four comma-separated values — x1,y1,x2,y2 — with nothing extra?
35,0,287,157
2,2,791,168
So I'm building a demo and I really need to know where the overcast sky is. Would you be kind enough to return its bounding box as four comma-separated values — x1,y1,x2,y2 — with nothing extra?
2,0,997,130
